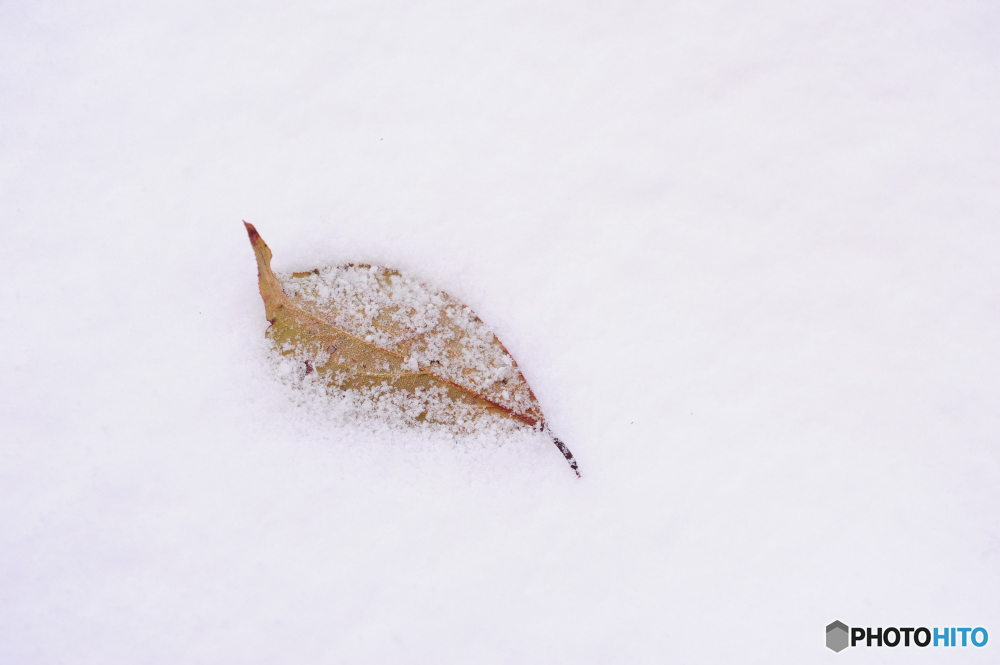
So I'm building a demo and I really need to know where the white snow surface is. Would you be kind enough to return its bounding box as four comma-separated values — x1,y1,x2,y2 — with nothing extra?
2,1,999,662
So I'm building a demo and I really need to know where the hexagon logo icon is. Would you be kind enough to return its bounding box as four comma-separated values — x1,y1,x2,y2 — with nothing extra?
826,621,849,652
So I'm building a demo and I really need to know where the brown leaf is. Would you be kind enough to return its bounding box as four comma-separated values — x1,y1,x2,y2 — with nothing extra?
244,222,580,477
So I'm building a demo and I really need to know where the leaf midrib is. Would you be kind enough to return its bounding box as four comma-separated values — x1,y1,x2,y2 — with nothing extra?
284,295,540,427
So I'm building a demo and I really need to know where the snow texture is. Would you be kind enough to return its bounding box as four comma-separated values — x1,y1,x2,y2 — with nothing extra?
2,0,1000,663
276,263,542,424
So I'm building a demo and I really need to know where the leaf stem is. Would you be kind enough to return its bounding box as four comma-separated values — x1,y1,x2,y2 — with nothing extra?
545,428,581,478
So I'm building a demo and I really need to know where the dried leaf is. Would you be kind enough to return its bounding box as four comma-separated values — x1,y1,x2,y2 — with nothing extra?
244,222,580,477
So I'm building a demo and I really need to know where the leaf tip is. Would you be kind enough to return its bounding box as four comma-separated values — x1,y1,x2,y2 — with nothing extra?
243,220,272,265
243,220,261,243
243,221,283,318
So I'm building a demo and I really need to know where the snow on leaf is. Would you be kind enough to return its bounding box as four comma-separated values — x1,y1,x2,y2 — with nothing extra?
244,222,580,477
